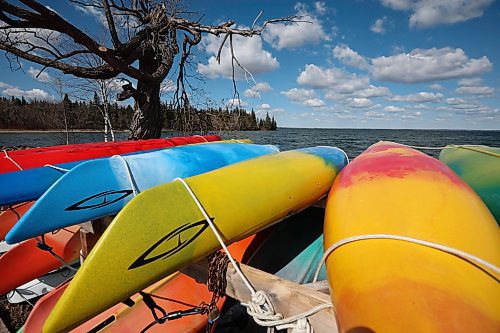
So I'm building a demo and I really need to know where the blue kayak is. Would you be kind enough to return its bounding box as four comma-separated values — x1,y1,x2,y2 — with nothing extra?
6,142,278,244
0,149,164,206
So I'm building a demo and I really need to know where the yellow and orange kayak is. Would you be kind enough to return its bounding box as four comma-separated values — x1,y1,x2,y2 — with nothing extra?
23,235,256,333
324,141,499,333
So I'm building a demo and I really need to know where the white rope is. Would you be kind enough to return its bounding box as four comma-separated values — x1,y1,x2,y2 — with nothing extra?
44,164,70,173
313,234,500,283
193,135,209,142
242,292,333,333
112,155,140,196
174,177,255,293
3,150,23,170
175,177,333,333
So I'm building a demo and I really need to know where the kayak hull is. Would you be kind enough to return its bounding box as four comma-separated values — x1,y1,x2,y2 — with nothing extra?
0,135,220,173
0,226,81,295
324,142,500,333
439,145,500,223
0,202,34,241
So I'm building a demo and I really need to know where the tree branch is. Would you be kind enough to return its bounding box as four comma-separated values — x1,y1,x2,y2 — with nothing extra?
102,0,122,48
0,42,118,79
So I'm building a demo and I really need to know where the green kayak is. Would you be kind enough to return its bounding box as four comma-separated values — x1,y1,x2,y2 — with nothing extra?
440,145,500,223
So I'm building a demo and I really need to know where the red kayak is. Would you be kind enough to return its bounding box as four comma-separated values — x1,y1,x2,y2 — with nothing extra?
0,226,81,295
0,201,34,241
0,135,220,173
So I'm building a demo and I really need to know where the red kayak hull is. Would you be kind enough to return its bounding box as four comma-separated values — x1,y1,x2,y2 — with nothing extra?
0,201,34,241
0,226,81,295
0,135,220,173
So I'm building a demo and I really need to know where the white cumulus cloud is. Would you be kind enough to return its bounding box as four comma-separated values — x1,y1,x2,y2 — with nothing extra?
455,77,494,95
429,83,443,90
333,44,370,70
281,88,317,102
456,86,494,95
244,82,273,98
27,67,52,83
354,85,392,98
348,98,375,108
262,3,330,50
314,2,327,15
303,98,326,107
297,64,369,93
2,87,53,100
371,47,492,83
379,0,494,29
226,98,248,108
370,17,387,34
198,32,279,79
388,92,443,102
384,105,406,112
457,78,483,86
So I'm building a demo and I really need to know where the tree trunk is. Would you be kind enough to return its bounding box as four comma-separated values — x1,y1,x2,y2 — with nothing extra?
128,80,163,140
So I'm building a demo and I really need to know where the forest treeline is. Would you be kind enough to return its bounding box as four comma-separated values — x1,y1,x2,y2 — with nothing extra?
0,95,278,132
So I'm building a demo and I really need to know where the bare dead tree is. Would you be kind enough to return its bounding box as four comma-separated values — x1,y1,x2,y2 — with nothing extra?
0,1,299,139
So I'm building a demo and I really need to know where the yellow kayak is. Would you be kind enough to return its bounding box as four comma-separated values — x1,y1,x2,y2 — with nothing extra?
44,146,348,332
324,142,499,332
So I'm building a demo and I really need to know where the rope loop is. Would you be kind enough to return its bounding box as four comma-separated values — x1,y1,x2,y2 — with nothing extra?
44,164,69,173
112,155,140,196
3,150,23,170
313,234,500,283
193,135,209,142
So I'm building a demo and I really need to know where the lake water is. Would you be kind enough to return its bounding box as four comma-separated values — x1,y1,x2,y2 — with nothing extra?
1,128,499,158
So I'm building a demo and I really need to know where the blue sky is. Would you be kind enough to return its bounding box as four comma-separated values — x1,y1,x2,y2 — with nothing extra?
1,0,499,129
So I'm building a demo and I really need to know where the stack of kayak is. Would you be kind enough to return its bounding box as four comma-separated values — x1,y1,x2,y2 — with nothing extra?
1,136,498,333
0,135,220,205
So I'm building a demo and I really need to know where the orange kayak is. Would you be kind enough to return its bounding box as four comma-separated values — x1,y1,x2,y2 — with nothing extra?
23,235,256,332
0,201,34,241
0,226,80,295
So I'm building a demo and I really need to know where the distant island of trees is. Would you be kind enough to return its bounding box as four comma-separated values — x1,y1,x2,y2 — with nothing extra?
0,95,278,132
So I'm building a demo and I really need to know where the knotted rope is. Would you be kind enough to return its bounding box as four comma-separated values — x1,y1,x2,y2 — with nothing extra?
175,177,333,333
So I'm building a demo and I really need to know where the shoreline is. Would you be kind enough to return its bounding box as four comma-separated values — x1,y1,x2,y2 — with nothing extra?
0,129,130,134
0,128,498,133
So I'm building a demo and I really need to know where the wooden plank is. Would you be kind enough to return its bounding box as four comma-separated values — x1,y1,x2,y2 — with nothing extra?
0,317,10,333
182,259,339,333
303,280,330,294
79,217,112,262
